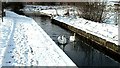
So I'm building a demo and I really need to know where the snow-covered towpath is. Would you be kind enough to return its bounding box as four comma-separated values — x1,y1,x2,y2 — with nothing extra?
0,10,76,67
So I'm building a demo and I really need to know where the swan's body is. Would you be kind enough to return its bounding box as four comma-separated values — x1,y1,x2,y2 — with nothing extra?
57,35,67,45
70,33,76,42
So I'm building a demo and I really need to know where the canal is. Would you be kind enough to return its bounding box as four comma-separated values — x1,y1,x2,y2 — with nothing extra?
30,16,120,67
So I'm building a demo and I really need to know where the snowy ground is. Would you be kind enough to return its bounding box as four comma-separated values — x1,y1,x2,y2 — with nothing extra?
0,10,76,67
23,5,118,45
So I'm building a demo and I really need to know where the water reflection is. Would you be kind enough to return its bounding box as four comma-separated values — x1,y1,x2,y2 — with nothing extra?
31,16,120,67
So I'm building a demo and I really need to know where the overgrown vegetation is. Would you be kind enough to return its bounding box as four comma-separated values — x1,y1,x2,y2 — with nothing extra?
34,2,117,24
62,2,118,24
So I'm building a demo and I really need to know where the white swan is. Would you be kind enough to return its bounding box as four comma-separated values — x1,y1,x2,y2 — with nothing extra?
70,33,76,42
57,35,67,45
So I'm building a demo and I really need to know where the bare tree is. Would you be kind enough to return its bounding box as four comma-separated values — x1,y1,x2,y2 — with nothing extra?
74,2,107,23
2,2,25,15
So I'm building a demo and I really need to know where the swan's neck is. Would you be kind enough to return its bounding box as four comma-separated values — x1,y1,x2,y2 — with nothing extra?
62,36,64,39
74,33,76,37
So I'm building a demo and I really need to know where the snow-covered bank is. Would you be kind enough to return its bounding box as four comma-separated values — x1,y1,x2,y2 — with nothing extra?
53,16,118,45
24,5,78,17
0,11,76,66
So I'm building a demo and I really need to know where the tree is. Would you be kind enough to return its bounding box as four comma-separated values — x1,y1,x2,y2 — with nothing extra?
3,2,25,15
74,2,107,23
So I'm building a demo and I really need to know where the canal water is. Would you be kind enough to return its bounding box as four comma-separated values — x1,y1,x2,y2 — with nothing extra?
30,16,120,67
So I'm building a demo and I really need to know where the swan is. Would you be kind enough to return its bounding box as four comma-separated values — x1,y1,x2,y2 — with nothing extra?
70,33,76,42
57,35,67,45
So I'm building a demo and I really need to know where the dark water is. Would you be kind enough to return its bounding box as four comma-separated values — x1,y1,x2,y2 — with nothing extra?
31,16,120,67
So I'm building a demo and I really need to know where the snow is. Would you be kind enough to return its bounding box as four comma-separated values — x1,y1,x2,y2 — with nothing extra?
54,16,118,45
40,9,67,16
0,10,76,67
24,5,79,17
0,17,14,67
